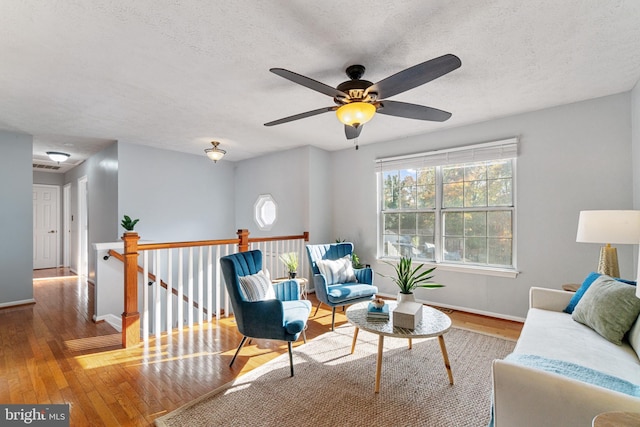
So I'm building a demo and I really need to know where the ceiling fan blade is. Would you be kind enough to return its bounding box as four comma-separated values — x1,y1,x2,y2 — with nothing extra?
366,54,461,99
377,100,452,122
264,106,336,126
270,68,348,98
345,124,363,140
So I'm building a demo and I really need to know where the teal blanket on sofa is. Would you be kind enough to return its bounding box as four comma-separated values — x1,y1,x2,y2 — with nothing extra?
488,354,640,427
503,354,640,397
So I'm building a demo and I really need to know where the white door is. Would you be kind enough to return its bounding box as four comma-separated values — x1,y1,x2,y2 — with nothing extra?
33,184,60,269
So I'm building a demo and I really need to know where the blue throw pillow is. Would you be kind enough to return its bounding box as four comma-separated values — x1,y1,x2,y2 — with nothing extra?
564,272,637,314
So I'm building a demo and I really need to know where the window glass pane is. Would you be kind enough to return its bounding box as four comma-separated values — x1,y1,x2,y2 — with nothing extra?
488,179,512,206
417,212,435,235
443,212,463,236
399,169,417,209
399,213,416,236
487,160,512,179
464,212,487,237
443,165,463,183
464,163,486,181
443,182,463,207
464,180,487,207
465,237,487,263
383,213,398,234
488,238,512,266
443,237,463,261
416,235,436,261
487,211,512,238
383,171,399,209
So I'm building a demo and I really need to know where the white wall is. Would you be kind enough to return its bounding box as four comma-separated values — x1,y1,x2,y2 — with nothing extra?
235,146,309,238
332,93,634,319
0,131,34,306
117,142,236,241
65,142,119,281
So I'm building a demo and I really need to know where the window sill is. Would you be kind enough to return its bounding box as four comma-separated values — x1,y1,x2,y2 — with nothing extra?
378,257,519,278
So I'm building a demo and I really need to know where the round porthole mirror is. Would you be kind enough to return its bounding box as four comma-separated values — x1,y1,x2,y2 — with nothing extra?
254,194,277,230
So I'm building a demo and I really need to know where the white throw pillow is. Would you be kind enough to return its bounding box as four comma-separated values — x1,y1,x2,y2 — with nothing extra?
316,255,357,285
239,270,275,301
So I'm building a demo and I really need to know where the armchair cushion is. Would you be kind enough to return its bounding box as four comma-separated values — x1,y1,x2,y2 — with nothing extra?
239,270,276,301
316,255,356,285
326,282,377,304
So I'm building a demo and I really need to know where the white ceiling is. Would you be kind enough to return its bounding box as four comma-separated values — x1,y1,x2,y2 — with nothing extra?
2,1,640,168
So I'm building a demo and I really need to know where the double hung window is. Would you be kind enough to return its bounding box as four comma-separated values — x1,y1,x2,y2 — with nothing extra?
377,138,518,270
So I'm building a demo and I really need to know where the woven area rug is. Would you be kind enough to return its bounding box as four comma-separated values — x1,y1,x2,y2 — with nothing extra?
155,325,515,427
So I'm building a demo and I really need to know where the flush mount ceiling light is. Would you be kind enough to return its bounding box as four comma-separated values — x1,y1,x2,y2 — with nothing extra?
204,141,226,163
46,151,70,163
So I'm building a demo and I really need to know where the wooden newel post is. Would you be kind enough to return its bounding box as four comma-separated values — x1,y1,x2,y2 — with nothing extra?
237,229,250,252
122,232,141,348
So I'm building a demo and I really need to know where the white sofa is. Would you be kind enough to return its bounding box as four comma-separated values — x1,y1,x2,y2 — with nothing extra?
491,287,640,427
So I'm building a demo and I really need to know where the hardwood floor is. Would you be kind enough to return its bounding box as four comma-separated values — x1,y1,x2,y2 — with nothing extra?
1,269,522,426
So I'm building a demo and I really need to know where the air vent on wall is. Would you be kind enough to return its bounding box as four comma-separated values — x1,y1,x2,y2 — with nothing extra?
33,163,61,170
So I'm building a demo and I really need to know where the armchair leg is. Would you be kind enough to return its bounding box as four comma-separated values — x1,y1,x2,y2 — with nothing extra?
229,336,248,367
313,300,322,317
331,307,336,331
288,341,294,377
302,330,307,344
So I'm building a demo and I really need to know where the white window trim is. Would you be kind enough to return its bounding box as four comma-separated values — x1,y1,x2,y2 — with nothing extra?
376,138,519,276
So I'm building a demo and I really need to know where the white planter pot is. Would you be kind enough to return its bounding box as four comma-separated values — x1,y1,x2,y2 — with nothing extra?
397,292,415,303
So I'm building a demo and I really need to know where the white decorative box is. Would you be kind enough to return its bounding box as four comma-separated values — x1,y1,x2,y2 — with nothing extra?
392,301,423,330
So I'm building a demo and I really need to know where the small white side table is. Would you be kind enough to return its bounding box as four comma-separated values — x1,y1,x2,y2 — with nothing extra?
272,277,308,299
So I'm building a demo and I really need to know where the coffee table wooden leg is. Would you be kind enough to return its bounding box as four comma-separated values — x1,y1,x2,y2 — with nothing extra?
375,335,384,393
350,327,359,354
408,338,412,349
438,335,454,385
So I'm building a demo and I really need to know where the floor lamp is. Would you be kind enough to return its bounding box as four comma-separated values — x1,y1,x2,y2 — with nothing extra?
576,210,640,281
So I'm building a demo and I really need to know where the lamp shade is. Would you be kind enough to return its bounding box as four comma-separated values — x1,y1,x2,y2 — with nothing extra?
335,102,376,127
204,141,226,163
576,210,640,244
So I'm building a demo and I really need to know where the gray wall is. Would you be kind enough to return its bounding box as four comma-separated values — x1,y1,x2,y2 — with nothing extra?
33,171,64,186
235,146,309,238
65,142,119,281
117,142,236,241
632,81,640,277
331,93,634,319
0,131,34,305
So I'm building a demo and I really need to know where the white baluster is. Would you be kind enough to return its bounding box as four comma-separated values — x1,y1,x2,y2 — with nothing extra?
198,246,204,324
155,250,161,339
188,247,194,328
207,246,213,322
143,251,149,342
177,248,184,330
166,248,173,333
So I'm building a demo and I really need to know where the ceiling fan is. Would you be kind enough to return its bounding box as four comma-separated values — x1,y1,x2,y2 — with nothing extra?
264,54,461,141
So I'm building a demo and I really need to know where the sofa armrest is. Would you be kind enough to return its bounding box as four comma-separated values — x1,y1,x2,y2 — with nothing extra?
492,359,640,427
529,287,574,311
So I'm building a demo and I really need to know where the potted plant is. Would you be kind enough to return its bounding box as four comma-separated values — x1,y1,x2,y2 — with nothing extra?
379,256,443,302
279,252,299,279
335,238,364,268
121,215,140,233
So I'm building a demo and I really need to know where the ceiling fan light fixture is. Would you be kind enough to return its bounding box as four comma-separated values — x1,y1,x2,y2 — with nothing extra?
336,102,376,127
205,141,226,163
46,151,70,163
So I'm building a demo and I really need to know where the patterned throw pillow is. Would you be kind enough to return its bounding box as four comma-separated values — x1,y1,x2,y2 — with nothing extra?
316,255,357,285
239,270,276,301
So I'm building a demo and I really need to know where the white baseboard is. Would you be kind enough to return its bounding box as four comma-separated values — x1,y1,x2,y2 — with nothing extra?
376,291,525,323
93,314,122,332
0,298,36,309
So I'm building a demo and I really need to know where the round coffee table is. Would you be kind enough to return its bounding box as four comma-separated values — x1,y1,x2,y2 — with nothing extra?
345,301,453,393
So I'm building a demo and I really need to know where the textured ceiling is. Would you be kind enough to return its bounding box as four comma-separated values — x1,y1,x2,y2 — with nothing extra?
2,1,640,166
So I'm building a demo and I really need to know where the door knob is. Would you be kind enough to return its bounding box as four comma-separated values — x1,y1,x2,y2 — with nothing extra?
48,230,56,234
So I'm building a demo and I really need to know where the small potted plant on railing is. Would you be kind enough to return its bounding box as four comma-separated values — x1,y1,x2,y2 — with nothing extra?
279,252,299,279
378,256,443,302
121,215,140,233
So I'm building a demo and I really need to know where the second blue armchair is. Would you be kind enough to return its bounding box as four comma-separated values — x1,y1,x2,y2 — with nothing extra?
306,242,377,330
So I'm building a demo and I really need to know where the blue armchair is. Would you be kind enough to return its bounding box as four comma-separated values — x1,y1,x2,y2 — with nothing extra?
220,250,312,377
306,242,377,331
